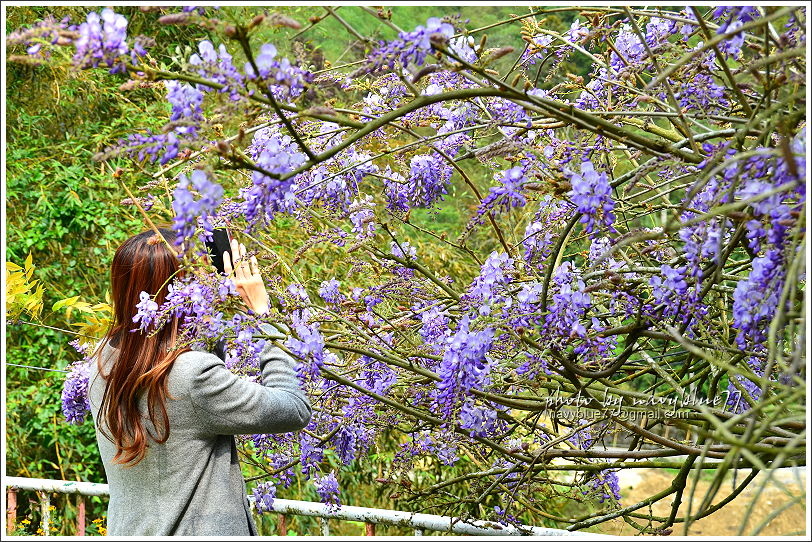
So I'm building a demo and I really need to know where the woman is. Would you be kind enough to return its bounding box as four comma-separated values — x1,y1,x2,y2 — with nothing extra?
88,228,311,536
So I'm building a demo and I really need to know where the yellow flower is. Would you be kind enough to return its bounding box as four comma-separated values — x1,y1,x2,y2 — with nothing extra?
99,526,108,536
48,505,56,511
21,519,30,525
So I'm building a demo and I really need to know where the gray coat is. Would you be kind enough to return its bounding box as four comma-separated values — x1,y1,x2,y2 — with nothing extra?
88,324,311,536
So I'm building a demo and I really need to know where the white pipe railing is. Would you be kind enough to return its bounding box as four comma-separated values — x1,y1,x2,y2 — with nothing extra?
6,477,605,537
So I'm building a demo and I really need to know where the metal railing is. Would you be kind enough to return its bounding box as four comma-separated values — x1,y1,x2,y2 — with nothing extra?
6,477,603,537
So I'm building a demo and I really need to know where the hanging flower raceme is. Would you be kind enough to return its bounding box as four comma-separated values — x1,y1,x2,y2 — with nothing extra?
732,249,786,348
252,481,277,514
312,471,341,511
648,264,689,318
243,127,307,228
172,169,224,246
406,154,452,209
363,17,455,74
472,167,529,227
61,360,92,424
434,314,495,418
72,8,129,73
165,81,204,137
188,40,245,100
243,43,312,101
464,251,514,316
567,160,616,237
584,470,622,503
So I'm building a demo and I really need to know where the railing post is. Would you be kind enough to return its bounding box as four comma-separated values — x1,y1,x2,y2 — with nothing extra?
365,522,376,536
6,487,17,535
277,514,287,536
319,517,330,536
77,496,86,536
39,492,51,536
414,527,424,535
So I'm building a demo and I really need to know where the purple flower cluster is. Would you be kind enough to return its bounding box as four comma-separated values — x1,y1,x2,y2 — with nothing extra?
313,471,341,511
172,169,224,246
359,358,397,396
396,430,461,467
72,8,129,74
648,265,688,317
735,141,804,252
156,274,256,358
546,262,591,339
588,237,622,271
725,374,762,414
382,167,410,212
417,303,451,353
133,291,159,331
520,33,555,67
365,17,455,74
243,127,307,227
474,167,528,222
318,278,344,305
512,281,545,329
166,80,204,137
389,240,417,278
299,432,324,477
675,73,728,113
584,470,622,503
459,400,498,437
435,314,495,418
61,360,91,424
252,481,276,514
522,196,568,269
732,249,785,348
348,196,376,240
521,221,553,267
286,319,339,381
115,131,181,165
188,40,244,100
310,149,378,213
331,420,375,465
405,154,452,209
567,160,615,237
645,17,677,47
567,419,596,450
515,352,551,380
610,30,646,71
464,251,514,316
244,43,312,102
112,76,208,165
8,15,77,61
679,181,727,278
712,6,759,58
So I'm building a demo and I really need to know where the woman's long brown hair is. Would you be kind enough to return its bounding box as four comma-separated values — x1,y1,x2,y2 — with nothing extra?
96,228,189,466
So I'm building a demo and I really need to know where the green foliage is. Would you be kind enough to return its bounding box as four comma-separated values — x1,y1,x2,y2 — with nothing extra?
3,6,583,533
4,6,219,534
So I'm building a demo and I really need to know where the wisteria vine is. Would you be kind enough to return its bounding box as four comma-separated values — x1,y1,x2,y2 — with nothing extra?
10,4,806,535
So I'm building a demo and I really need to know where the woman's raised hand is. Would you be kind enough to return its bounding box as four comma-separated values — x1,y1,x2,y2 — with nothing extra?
223,238,270,315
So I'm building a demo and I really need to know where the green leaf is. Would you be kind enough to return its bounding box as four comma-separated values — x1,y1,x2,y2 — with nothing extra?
53,295,80,312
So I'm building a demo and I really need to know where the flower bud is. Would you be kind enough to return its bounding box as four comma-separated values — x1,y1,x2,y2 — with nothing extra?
429,32,449,49
248,14,266,30
119,80,138,91
158,13,190,25
268,13,302,29
489,46,514,61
